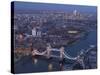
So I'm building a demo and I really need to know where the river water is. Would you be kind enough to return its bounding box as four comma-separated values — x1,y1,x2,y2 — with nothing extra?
14,28,97,73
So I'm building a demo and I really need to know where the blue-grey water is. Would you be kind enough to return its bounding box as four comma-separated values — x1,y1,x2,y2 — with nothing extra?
66,30,97,57
14,29,97,73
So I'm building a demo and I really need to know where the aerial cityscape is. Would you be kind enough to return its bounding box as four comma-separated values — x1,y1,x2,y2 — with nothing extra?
12,1,97,73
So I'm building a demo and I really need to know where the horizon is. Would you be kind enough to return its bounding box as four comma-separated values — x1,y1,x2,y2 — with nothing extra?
13,1,97,14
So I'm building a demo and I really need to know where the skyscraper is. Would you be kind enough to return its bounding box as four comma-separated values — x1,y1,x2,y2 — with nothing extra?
32,28,37,37
73,9,77,16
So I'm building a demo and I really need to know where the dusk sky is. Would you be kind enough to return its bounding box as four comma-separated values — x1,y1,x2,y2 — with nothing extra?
13,1,97,13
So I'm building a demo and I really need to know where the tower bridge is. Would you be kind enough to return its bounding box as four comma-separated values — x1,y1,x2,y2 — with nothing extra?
32,44,95,57
15,42,96,69
31,44,96,69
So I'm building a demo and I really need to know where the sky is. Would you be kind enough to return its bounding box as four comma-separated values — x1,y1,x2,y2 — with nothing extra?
13,1,97,13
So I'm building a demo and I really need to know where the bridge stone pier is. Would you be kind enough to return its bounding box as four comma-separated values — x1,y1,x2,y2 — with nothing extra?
46,44,52,59
59,47,64,61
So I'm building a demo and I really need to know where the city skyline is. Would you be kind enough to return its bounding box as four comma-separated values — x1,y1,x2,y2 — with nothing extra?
14,1,97,14
11,1,97,73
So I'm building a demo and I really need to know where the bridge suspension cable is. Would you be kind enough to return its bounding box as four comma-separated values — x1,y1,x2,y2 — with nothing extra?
63,52,77,60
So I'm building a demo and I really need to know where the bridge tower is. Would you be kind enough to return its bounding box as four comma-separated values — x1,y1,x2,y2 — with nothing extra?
46,43,52,59
59,47,64,61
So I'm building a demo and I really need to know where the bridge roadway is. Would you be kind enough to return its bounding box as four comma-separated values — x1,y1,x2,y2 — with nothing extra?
32,45,95,60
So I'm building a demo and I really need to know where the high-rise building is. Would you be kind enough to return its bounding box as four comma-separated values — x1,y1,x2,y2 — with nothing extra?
32,28,37,37
73,9,77,16
36,27,41,37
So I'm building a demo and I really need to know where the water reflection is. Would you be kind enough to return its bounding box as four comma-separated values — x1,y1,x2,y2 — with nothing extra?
48,63,53,71
32,57,38,64
60,63,64,71
34,58,38,64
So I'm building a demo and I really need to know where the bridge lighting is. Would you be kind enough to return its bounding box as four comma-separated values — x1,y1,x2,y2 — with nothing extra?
34,58,38,64
48,63,53,71
80,51,84,55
